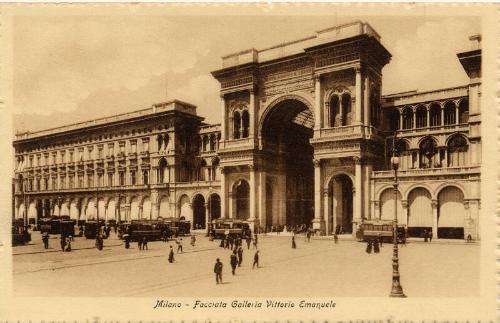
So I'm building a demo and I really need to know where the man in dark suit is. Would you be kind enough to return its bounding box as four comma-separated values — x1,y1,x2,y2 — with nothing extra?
214,258,223,284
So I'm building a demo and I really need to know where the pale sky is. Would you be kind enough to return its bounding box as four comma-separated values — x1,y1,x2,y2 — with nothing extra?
13,15,480,133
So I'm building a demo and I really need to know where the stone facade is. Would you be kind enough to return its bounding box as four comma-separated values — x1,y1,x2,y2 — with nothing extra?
13,21,481,239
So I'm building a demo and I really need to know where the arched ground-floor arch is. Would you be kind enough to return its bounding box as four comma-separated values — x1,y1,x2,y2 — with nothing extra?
438,186,465,239
233,180,250,220
326,174,354,234
192,194,206,229
158,196,170,218
208,193,221,221
380,188,404,224
142,197,152,219
107,200,116,222
179,194,192,222
130,196,140,220
407,187,432,237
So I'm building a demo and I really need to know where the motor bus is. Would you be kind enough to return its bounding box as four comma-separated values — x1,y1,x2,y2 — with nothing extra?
209,219,251,239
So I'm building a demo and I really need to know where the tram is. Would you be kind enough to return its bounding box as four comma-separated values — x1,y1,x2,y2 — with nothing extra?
356,220,406,243
161,217,191,236
209,219,251,239
84,219,105,239
12,218,31,246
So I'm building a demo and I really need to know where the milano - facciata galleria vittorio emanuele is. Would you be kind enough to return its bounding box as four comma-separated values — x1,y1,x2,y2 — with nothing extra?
12,21,481,240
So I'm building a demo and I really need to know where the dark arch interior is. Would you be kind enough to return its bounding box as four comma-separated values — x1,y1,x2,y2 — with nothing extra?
208,194,221,220
192,194,206,229
235,180,250,220
262,99,314,226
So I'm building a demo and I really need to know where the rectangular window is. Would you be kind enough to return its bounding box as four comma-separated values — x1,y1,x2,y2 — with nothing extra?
52,178,57,190
97,146,103,159
130,171,136,185
98,173,103,186
52,152,57,165
142,139,149,152
88,174,94,187
119,142,125,155
130,140,137,154
69,150,74,162
78,176,83,188
119,172,125,186
69,176,74,189
108,173,114,186
37,155,41,167
29,156,33,167
78,148,84,161
108,143,114,157
87,146,94,160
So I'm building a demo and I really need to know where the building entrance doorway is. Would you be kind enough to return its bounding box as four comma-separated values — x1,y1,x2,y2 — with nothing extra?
192,194,206,229
261,98,314,227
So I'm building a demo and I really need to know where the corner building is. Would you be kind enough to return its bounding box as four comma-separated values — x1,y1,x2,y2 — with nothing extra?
13,21,482,240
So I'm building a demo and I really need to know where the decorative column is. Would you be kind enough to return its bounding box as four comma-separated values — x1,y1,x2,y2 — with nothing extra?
314,75,322,130
312,159,324,232
440,104,445,126
205,202,210,231
354,157,363,227
412,107,416,129
399,109,403,130
150,190,158,219
220,166,227,218
228,192,233,219
374,201,380,219
431,199,439,239
364,72,370,125
249,165,257,230
426,106,430,128
364,162,373,220
221,95,227,141
249,89,255,137
355,67,362,124
323,191,329,236
258,171,267,232
455,102,460,124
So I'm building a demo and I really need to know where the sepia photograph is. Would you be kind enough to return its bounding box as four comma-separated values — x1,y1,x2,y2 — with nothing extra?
0,4,497,322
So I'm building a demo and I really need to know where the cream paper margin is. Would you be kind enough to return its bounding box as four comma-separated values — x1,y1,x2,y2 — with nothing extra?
0,3,497,322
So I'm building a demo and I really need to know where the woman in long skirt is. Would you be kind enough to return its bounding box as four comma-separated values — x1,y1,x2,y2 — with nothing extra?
168,246,174,263
292,236,297,249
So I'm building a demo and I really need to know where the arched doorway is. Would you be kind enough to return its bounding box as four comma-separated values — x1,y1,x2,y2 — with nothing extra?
142,197,152,219
261,98,314,227
69,200,79,220
130,196,139,220
107,199,116,222
208,193,221,221
234,180,250,220
328,174,354,234
407,187,432,237
192,194,206,229
438,186,465,239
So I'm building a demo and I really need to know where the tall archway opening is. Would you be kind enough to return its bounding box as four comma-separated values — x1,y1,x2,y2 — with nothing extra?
261,98,314,227
192,194,206,229
234,180,250,220
208,193,221,221
328,174,354,234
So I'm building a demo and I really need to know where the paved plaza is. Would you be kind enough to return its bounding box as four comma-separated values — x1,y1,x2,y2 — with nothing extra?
13,232,479,298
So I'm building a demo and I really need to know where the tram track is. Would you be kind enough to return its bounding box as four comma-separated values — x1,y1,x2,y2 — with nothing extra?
118,244,337,297
13,246,219,275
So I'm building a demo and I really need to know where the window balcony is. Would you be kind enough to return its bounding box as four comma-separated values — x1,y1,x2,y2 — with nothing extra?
220,137,254,150
372,165,480,179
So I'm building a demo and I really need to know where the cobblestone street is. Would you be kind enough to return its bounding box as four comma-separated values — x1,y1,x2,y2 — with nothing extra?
13,231,479,297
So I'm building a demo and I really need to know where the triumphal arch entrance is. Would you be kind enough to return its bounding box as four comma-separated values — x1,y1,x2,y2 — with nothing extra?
211,21,391,235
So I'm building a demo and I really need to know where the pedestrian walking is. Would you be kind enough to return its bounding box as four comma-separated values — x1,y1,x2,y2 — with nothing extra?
142,236,148,250
230,251,238,275
366,240,373,254
424,230,428,242
306,230,311,242
229,236,234,250
168,246,174,263
292,236,297,249
42,232,49,249
190,235,196,247
177,238,183,253
246,236,251,250
214,258,223,284
252,250,259,269
124,234,130,249
466,234,472,243
333,233,338,244
377,233,383,247
138,237,143,250
220,236,225,248
65,236,72,252
429,231,433,242
373,239,380,253
225,236,230,249
237,246,243,267
60,235,66,252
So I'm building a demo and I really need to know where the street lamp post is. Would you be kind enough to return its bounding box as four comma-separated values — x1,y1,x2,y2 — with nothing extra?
389,133,406,298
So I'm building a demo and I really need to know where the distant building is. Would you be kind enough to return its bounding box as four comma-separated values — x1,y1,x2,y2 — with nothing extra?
13,21,481,240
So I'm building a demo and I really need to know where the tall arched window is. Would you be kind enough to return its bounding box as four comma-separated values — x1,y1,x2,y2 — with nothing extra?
458,99,469,124
444,102,456,125
241,110,250,138
419,137,437,168
415,105,427,128
211,157,219,181
370,89,380,127
210,135,216,151
429,103,441,127
341,94,352,126
202,136,209,152
233,112,241,139
158,158,167,184
143,170,149,185
329,96,340,127
447,135,468,167
395,140,411,170
402,108,413,129
163,134,170,151
157,134,163,151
